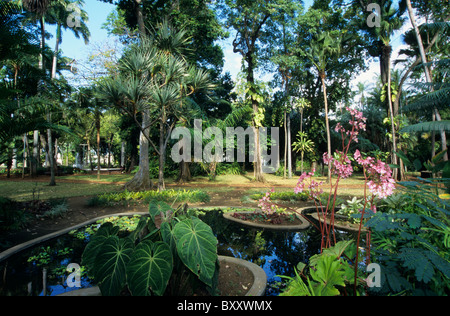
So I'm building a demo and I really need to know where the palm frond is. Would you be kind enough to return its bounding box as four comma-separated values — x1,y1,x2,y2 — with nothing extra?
403,86,450,112
401,121,450,133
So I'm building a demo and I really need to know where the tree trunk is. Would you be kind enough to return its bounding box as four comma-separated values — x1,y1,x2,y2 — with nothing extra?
96,110,101,180
135,0,146,35
287,110,292,179
386,49,399,180
406,0,448,161
320,73,332,184
158,115,166,192
47,113,55,186
283,109,287,179
246,54,264,182
125,109,152,191
51,22,61,79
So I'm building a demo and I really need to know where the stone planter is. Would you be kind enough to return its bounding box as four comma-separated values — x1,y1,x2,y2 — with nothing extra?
223,210,310,231
301,207,368,233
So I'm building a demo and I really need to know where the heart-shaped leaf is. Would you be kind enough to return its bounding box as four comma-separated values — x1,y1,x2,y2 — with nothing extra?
127,240,173,296
82,223,119,269
148,200,172,224
173,218,218,287
93,236,133,296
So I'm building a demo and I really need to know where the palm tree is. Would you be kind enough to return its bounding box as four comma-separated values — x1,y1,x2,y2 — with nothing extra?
360,0,406,178
45,0,90,185
21,0,56,178
404,0,448,161
300,30,343,183
292,131,314,174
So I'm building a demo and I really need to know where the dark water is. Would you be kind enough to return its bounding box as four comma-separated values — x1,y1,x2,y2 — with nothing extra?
0,210,343,296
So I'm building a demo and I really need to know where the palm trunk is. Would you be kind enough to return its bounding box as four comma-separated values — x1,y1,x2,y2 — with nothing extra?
387,54,398,180
284,109,287,179
287,110,292,178
47,113,56,186
96,110,101,180
247,54,264,182
158,113,166,192
320,73,332,183
406,0,448,161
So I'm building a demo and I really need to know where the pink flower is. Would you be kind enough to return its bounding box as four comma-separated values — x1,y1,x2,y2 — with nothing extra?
294,170,323,198
363,159,395,199
323,152,332,165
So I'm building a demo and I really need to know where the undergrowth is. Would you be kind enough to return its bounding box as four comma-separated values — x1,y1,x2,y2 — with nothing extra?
87,189,210,206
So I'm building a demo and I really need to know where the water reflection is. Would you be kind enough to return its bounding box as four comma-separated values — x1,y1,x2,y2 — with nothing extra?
200,211,323,295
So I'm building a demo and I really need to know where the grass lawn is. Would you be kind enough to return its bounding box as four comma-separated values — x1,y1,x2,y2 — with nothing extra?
0,172,369,202
0,180,123,201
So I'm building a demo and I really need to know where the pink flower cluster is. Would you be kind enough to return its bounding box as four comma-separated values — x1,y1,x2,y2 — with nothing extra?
294,107,395,202
335,107,367,143
354,150,396,199
294,170,324,199
258,189,277,215
323,152,353,179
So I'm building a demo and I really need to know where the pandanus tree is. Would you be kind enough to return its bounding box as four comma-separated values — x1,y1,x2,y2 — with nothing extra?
99,21,213,191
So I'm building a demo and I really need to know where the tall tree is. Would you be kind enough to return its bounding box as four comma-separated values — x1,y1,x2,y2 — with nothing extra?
404,0,448,160
220,0,295,182
100,21,213,191
355,0,406,178
21,0,55,178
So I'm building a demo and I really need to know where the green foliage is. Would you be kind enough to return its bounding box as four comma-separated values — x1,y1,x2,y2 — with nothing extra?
367,179,450,295
88,189,210,206
82,201,219,296
280,241,362,296
338,197,364,224
250,190,309,202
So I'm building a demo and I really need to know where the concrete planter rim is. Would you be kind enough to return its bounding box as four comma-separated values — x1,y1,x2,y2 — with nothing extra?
223,209,310,231
299,206,369,233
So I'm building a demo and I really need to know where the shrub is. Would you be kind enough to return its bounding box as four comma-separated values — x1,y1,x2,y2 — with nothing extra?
87,189,210,206
250,190,309,202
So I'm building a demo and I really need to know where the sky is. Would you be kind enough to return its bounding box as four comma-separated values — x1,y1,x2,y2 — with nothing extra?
53,0,411,97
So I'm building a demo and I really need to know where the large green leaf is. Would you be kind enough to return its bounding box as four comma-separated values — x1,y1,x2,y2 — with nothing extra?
93,236,134,296
127,240,173,296
81,223,119,269
173,218,218,287
309,255,346,296
148,200,172,223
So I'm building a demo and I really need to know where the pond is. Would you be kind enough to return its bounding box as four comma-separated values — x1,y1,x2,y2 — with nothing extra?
0,210,353,296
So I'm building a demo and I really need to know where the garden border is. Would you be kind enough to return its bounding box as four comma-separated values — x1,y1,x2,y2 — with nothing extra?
222,209,310,231
0,212,148,262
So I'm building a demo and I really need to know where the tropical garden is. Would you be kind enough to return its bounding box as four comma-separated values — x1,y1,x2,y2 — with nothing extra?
0,0,449,297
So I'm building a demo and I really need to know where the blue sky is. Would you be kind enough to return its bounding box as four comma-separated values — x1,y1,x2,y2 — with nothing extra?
48,0,115,63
